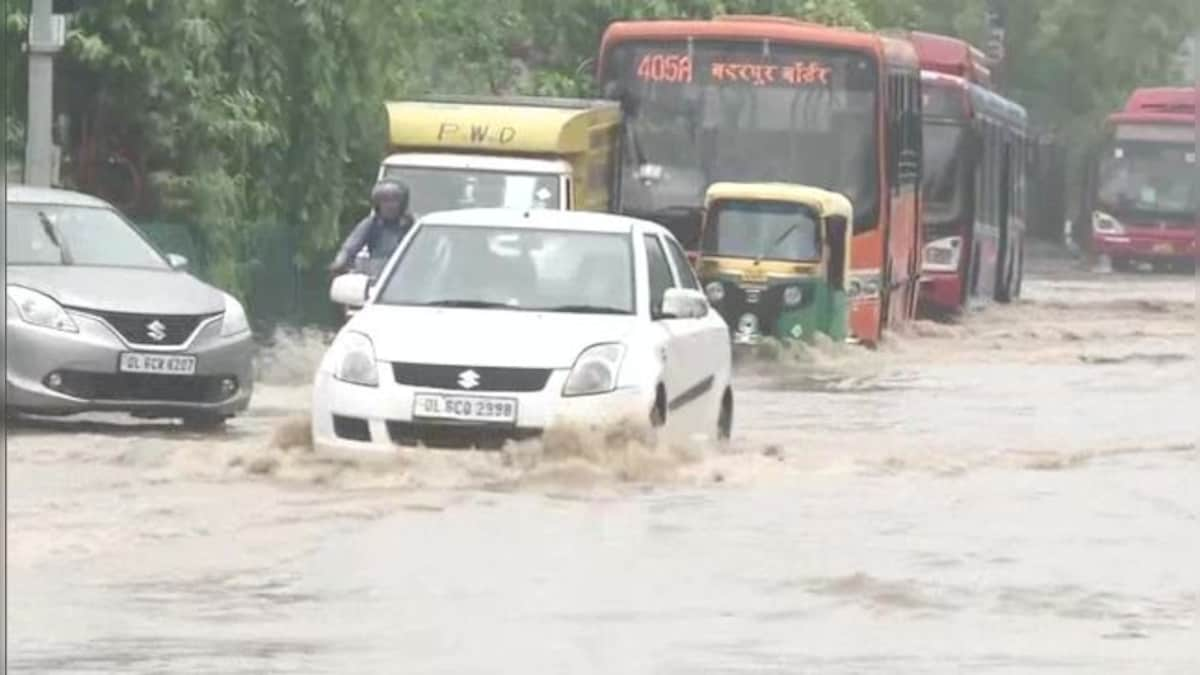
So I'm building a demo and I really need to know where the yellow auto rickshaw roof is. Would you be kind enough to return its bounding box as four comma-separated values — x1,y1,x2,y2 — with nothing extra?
385,96,621,156
705,182,853,219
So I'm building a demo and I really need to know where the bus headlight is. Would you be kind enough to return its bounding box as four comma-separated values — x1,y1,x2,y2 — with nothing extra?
705,281,725,304
1092,211,1125,235
923,236,963,272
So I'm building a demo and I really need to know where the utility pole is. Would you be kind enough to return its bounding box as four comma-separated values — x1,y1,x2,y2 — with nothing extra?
985,0,1007,89
24,0,64,186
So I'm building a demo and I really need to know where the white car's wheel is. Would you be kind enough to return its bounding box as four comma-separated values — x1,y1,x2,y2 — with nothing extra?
717,388,733,442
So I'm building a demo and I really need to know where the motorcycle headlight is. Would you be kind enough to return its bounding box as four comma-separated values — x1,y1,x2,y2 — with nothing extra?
220,293,250,337
782,285,804,307
334,331,379,387
6,285,78,333
705,281,725,304
562,343,625,397
1092,211,1124,234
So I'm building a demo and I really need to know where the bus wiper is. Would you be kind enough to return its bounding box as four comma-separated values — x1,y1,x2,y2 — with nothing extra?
37,211,73,264
754,224,800,265
538,304,630,315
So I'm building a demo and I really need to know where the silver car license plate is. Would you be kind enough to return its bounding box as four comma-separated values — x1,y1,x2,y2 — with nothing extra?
118,352,198,375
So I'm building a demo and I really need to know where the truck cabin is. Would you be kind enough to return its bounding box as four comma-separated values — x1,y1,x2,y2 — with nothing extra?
377,96,622,218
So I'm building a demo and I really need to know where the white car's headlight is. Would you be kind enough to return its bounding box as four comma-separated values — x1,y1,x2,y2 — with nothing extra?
562,343,625,397
334,331,379,387
220,293,250,337
6,285,78,333
1092,210,1124,234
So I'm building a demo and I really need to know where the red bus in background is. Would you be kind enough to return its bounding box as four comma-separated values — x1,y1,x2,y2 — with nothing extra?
1081,87,1198,272
910,32,1030,316
597,17,924,345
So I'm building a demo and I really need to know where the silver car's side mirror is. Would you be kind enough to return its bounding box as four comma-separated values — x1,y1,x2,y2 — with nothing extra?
330,273,371,308
167,253,189,270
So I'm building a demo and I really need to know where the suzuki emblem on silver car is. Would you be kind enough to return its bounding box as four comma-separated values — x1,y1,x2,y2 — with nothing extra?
457,369,480,389
146,320,167,342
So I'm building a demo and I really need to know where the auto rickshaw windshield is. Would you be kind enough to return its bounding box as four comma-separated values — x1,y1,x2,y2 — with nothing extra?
702,199,822,262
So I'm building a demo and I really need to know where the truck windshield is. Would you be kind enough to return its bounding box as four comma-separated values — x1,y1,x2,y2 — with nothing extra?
1097,139,1198,219
703,200,822,262
601,39,878,230
380,166,562,218
922,122,968,235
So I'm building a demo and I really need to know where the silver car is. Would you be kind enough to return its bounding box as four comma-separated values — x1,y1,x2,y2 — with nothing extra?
5,185,254,429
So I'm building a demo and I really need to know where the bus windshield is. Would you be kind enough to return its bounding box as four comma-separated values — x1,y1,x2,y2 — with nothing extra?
1097,139,1198,220
922,122,968,234
601,39,878,230
703,200,822,262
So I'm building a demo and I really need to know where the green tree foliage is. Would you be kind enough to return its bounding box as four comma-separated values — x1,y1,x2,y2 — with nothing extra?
3,0,1192,310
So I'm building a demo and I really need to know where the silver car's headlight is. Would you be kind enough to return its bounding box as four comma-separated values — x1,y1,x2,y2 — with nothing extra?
220,292,250,337
334,331,379,387
562,343,625,397
6,285,78,333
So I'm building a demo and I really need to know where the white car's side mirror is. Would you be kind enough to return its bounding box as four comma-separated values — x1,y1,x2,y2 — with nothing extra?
330,273,370,308
166,253,189,270
661,288,709,320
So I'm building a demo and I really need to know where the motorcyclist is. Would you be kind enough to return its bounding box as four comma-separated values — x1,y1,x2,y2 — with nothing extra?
327,179,414,277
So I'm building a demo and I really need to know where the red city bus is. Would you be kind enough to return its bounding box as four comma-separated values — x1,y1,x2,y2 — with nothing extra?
910,32,1031,315
1080,87,1198,272
596,16,924,345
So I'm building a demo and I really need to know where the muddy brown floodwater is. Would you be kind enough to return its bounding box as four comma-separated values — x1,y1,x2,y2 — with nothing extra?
6,248,1199,674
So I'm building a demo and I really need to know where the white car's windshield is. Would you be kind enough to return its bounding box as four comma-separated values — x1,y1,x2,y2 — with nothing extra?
381,166,562,218
377,224,635,314
5,203,169,269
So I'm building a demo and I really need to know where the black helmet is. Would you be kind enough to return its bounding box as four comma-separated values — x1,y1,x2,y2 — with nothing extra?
371,179,409,211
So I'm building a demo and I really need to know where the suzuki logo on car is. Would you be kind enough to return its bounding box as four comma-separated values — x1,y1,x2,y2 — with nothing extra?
457,369,480,389
146,320,167,342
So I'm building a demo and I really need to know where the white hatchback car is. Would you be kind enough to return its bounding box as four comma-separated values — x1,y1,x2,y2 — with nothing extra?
311,208,733,454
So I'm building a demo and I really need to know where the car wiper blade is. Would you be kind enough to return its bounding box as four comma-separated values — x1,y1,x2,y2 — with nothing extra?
538,304,630,315
754,223,801,265
37,211,73,264
422,299,519,309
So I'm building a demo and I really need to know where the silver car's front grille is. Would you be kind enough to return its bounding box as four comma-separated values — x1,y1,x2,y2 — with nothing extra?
88,311,220,346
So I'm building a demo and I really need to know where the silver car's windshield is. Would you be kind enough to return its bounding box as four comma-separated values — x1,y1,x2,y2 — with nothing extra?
5,203,169,269
377,224,635,314
380,166,562,218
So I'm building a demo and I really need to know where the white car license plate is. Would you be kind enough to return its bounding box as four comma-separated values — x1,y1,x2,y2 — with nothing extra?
118,352,198,375
412,393,517,424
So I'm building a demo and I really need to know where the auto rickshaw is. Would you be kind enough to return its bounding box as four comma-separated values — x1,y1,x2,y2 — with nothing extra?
697,182,853,345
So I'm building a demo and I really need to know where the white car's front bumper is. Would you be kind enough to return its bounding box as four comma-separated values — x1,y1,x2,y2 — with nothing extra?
310,365,655,456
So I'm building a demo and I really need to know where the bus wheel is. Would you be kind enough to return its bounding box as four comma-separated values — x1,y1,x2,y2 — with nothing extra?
996,250,1016,303
1012,246,1024,300
1111,256,1134,273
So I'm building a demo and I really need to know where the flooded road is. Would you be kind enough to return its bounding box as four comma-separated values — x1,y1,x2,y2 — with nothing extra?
7,250,1198,673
